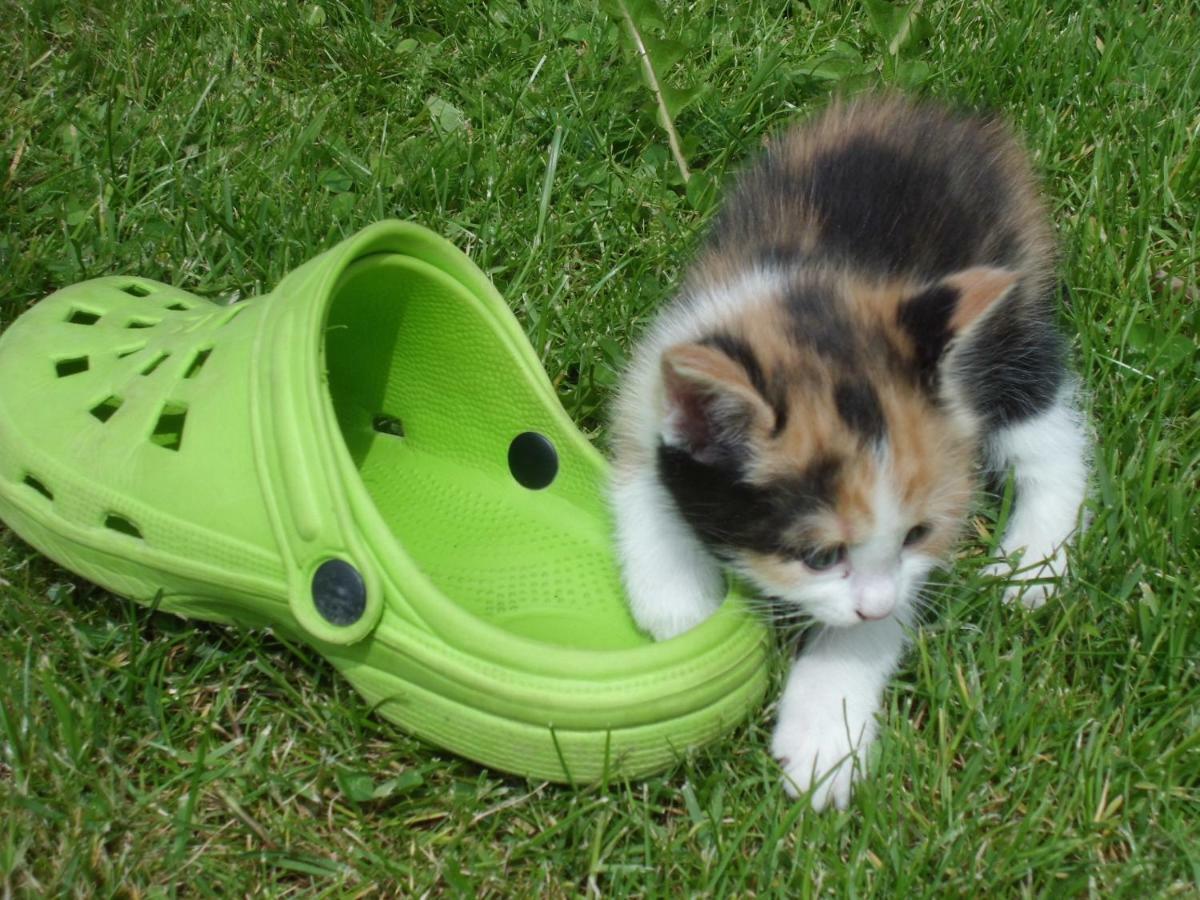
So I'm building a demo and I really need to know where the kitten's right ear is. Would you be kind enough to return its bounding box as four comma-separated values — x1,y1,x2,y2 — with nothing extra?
660,343,774,465
898,266,1018,375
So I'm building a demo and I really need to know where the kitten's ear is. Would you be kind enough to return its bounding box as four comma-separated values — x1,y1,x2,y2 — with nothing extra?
940,266,1019,333
660,343,774,464
899,266,1018,371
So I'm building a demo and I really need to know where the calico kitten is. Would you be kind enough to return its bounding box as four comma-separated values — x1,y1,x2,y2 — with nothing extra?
610,95,1088,810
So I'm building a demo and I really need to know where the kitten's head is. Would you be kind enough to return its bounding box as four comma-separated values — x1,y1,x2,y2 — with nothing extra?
656,266,1016,626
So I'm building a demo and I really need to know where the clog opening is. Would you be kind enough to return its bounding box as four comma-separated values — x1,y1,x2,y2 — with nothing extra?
324,253,650,651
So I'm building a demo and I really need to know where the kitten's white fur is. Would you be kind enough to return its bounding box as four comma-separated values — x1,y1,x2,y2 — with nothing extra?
985,388,1090,608
611,468,724,640
772,612,912,810
611,276,1088,811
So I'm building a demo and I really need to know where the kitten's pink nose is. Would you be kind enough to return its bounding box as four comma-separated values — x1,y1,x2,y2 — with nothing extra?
854,576,896,621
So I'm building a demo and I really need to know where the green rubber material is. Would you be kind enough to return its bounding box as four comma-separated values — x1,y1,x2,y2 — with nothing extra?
0,220,768,782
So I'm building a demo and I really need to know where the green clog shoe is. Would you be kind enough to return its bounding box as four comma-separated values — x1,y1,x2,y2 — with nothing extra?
0,220,768,782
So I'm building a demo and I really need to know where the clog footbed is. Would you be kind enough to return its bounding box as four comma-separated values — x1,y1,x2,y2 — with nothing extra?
0,220,768,782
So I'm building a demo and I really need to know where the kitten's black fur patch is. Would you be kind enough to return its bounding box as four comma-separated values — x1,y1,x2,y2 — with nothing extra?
957,295,1067,427
715,121,1023,284
657,444,840,556
808,135,1001,276
834,380,886,442
897,284,960,383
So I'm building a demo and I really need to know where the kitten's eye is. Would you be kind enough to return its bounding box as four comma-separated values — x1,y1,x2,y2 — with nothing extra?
801,543,846,572
904,523,931,547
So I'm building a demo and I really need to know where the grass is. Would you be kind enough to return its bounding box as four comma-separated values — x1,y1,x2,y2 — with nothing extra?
2,0,1198,894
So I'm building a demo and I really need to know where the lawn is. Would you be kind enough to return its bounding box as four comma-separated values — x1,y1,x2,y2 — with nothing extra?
2,0,1198,894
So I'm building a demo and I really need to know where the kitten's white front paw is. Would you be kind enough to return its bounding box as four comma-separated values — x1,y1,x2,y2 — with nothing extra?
631,583,722,641
771,694,875,811
621,538,724,640
612,471,725,641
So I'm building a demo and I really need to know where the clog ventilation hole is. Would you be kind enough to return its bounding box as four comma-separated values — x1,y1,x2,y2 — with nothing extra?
22,279,222,542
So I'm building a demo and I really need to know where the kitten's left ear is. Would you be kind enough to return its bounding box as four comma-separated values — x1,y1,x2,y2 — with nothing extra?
898,266,1018,371
659,342,775,465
